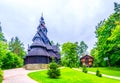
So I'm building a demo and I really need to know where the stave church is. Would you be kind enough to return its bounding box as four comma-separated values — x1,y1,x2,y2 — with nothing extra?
24,15,60,69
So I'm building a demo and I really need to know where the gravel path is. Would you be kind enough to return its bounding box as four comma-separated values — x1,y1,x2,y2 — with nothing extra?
73,68,120,80
3,68,38,83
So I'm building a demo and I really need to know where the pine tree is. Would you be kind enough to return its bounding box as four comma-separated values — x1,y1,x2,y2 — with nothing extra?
9,37,26,58
0,22,6,42
47,58,60,78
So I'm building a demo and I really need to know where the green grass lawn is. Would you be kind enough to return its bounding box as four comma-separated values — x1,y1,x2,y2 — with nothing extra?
28,67,120,83
87,67,120,77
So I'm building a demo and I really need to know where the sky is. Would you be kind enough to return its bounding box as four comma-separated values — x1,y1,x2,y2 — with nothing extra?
0,0,119,52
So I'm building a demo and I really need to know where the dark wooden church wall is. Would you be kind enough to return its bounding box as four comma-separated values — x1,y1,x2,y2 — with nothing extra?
25,56,49,64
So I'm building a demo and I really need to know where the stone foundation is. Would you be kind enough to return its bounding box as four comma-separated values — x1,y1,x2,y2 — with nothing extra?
25,64,48,70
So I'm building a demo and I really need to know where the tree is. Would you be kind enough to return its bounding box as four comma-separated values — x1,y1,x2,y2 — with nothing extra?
0,41,23,69
9,37,26,58
1,52,23,69
0,23,24,69
114,2,120,14
0,41,8,68
90,47,100,67
47,58,60,78
56,42,60,48
61,42,78,67
91,2,120,67
77,41,88,57
0,22,6,42
107,25,120,66
50,40,55,45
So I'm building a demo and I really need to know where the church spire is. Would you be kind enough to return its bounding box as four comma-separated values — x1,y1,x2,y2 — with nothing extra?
40,13,45,25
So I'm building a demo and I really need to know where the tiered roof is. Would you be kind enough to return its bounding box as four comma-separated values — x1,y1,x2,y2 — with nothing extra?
25,15,60,60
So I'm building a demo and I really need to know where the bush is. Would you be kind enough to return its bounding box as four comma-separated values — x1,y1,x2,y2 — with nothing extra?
99,73,102,77
96,69,102,77
82,65,87,73
47,61,60,78
96,69,99,76
0,69,3,83
1,52,23,69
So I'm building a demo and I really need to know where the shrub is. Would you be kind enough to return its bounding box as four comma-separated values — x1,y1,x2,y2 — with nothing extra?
96,69,102,77
47,60,60,78
96,69,99,76
0,69,3,83
1,52,23,69
82,65,87,73
99,73,102,77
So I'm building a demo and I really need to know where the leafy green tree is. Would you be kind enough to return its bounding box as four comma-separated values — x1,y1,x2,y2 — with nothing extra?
1,52,23,69
0,41,23,69
91,2,120,67
107,25,120,66
0,40,6,82
90,47,100,67
0,41,8,68
0,23,24,69
9,37,26,58
61,42,78,67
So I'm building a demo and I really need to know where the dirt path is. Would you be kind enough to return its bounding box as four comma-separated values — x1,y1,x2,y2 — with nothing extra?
73,68,120,80
3,68,38,83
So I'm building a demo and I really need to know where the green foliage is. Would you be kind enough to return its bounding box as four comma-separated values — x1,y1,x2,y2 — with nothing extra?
0,40,23,69
77,41,88,57
61,42,78,68
96,69,102,77
0,69,3,83
1,52,23,69
0,23,25,69
91,2,120,67
96,69,99,76
9,37,26,58
0,23,6,42
61,41,88,68
0,41,8,68
90,48,100,67
107,25,120,66
47,59,60,78
82,65,88,73
0,35,24,69
0,33,6,42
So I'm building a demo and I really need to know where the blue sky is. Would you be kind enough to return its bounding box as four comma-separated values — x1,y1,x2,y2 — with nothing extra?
0,0,119,52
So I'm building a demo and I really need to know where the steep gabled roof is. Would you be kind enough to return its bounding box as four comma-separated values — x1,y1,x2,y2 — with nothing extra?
80,55,94,60
25,15,60,60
